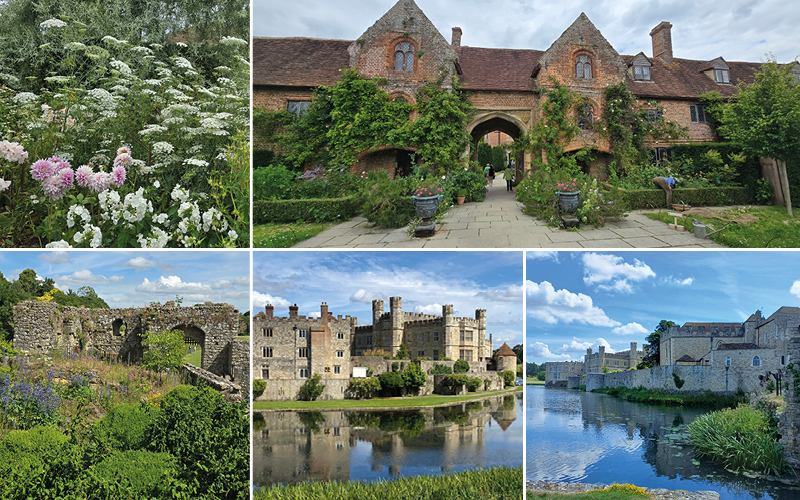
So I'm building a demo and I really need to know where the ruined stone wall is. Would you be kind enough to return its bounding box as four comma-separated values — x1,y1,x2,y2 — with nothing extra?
779,333,800,468
229,339,250,399
584,363,774,394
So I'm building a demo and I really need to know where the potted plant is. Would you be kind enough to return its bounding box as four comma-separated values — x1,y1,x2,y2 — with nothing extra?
455,188,467,205
555,178,581,213
410,182,443,236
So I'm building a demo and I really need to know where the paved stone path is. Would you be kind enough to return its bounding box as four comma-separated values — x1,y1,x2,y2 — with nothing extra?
294,181,725,248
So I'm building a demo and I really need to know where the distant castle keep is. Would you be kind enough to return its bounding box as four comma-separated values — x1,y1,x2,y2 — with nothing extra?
253,297,514,400
546,342,642,386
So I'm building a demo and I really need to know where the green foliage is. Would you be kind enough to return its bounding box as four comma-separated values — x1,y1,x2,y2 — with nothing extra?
378,370,406,396
253,222,331,248
668,142,761,188
0,425,68,477
502,370,515,387
441,374,470,388
755,178,774,205
396,343,410,360
253,196,362,224
465,376,483,392
689,404,787,475
429,363,453,375
299,374,326,401
637,320,674,369
141,329,185,372
147,385,249,500
621,186,754,210
347,377,381,399
592,385,741,408
359,171,425,228
94,402,160,451
88,449,180,498
453,360,470,374
672,372,686,389
443,168,487,203
477,141,493,168
0,373,62,429
402,363,427,392
253,378,266,394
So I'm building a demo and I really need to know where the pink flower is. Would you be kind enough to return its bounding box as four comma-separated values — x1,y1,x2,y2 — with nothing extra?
31,159,56,181
41,175,65,200
114,153,132,169
117,146,131,156
88,171,111,193
56,160,71,171
76,165,93,187
59,167,74,189
111,165,126,187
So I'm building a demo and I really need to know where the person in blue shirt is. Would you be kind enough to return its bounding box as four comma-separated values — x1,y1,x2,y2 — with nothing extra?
652,176,676,207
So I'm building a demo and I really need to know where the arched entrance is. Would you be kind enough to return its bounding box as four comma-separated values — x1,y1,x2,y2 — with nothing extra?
467,112,528,180
564,147,613,181
170,324,206,370
353,148,418,179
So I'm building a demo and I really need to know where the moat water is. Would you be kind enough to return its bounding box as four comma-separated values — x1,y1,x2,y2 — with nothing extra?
526,385,799,500
253,393,522,486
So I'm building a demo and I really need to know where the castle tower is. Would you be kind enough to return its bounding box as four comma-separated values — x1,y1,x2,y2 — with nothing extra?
265,304,274,318
442,304,457,359
390,297,404,355
476,309,487,359
372,299,384,327
289,304,299,319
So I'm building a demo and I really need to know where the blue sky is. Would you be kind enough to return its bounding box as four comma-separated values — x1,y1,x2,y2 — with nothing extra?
526,250,800,364
0,250,250,313
253,251,524,348
253,0,800,62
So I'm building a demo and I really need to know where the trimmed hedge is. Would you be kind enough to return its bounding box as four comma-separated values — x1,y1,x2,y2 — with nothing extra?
253,196,362,224
620,186,754,209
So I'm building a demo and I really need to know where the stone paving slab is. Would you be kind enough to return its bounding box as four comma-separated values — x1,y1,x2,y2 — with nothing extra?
291,182,735,249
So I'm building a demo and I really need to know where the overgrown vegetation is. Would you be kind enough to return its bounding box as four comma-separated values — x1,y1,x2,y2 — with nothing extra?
254,465,522,500
592,385,743,408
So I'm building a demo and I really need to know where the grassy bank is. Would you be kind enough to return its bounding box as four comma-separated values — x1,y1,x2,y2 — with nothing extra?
253,387,522,410
527,378,545,385
592,386,742,408
253,223,332,247
254,466,521,500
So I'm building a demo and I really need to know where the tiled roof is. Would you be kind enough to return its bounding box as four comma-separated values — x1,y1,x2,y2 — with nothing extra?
716,342,760,350
455,46,542,91
495,342,516,357
676,354,697,362
625,57,761,100
253,37,351,87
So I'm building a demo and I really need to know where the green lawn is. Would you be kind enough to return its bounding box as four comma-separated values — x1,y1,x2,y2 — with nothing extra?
527,378,545,385
183,346,201,366
253,386,522,410
644,205,800,247
253,222,332,247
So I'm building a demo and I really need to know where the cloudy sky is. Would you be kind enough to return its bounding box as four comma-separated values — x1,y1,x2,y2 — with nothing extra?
526,250,800,364
253,0,799,62
0,250,250,312
253,251,524,349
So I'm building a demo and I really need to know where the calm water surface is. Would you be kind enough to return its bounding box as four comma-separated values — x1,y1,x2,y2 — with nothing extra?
526,385,798,500
254,393,522,486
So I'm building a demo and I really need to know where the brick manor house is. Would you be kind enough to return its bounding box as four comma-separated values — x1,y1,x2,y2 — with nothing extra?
252,298,517,400
254,0,799,179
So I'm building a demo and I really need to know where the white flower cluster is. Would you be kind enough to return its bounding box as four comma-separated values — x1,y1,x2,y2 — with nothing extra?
174,57,193,69
66,204,91,228
45,76,71,84
98,190,122,224
109,59,132,76
137,227,169,248
0,140,28,164
131,46,153,55
171,184,190,203
144,79,163,86
138,124,168,136
184,158,209,167
45,240,72,248
87,88,119,110
152,142,174,156
202,207,228,232
156,67,173,78
74,224,102,248
65,42,86,50
120,187,153,225
102,36,128,45
219,36,247,47
40,19,67,28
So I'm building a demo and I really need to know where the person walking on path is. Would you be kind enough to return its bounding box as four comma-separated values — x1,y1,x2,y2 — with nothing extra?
504,167,514,191
484,164,491,185
488,166,495,186
652,176,676,207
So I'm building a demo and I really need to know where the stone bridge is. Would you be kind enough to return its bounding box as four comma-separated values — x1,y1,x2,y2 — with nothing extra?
13,300,243,379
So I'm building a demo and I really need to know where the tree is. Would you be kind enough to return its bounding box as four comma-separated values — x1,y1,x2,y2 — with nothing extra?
396,343,410,360
637,320,675,369
453,359,470,374
299,374,325,401
402,363,427,393
512,344,523,364
721,61,800,217
142,329,185,372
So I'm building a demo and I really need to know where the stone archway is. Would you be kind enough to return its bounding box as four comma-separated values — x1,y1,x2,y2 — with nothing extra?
467,112,528,177
170,324,207,370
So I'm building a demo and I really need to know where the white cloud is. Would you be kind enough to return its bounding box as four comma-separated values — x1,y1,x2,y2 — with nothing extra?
213,279,235,289
530,341,571,360
55,269,125,285
527,251,559,262
612,322,649,336
480,284,523,302
121,256,158,269
561,338,594,353
662,275,694,286
349,289,387,303
526,280,620,327
252,291,292,310
582,253,655,293
415,303,443,315
135,275,210,294
596,338,616,353
39,251,71,264
790,280,800,300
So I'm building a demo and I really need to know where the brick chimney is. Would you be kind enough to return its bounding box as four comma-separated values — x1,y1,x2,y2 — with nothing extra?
320,302,329,327
650,21,673,64
452,27,462,48
289,304,298,319
265,304,273,318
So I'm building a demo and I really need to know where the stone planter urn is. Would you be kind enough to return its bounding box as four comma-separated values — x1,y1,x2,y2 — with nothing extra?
555,191,581,213
411,194,443,237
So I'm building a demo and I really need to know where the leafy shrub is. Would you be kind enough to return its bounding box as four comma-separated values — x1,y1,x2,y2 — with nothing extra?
348,377,381,399
89,449,179,498
402,363,428,392
502,370,515,387
441,374,470,388
755,178,774,204
142,329,185,372
360,171,430,228
620,186,754,209
94,402,160,451
689,404,786,475
253,379,267,394
429,364,452,375
253,196,362,224
299,374,326,401
453,360,470,374
672,372,685,389
465,376,483,392
396,343,410,359
253,165,297,200
0,425,68,478
670,142,761,187
0,373,61,429
378,371,406,397
443,168,487,203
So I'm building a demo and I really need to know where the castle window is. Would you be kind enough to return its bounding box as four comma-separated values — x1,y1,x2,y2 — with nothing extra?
714,68,730,83
287,100,311,117
357,338,362,346
262,368,269,379
726,356,731,366
752,355,761,367
697,325,706,333
299,329,309,338
298,347,308,358
334,365,341,374
262,347,273,358
418,332,425,342
433,331,439,342
337,332,344,340
366,336,372,345
781,355,786,365
690,105,707,123
433,349,439,360
459,349,473,361
577,105,593,130
575,54,592,79
299,368,309,378
634,64,651,81
336,350,344,358
264,328,273,337
646,110,663,122
394,41,415,71
417,350,424,357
